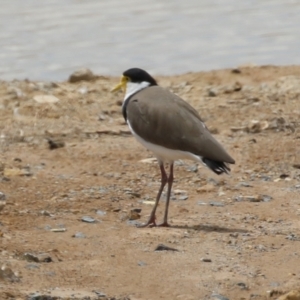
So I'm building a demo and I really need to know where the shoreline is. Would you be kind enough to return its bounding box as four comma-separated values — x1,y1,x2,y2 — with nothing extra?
0,64,299,300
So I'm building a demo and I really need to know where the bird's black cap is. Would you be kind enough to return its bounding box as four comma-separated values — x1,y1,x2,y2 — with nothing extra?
123,68,158,86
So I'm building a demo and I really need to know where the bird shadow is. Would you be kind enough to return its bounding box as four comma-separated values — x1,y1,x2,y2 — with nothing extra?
171,223,249,234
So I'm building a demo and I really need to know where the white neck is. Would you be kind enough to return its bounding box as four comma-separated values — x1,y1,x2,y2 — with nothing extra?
124,81,150,101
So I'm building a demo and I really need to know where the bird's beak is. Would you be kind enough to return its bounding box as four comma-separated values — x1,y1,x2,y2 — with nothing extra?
111,75,127,93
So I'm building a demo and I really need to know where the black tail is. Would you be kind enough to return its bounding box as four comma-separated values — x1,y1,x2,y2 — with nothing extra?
202,158,231,175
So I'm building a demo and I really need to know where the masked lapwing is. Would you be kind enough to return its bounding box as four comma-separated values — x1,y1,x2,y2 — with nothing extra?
112,68,235,227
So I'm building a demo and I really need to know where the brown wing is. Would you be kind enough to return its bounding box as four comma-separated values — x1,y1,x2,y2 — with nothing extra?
126,86,235,164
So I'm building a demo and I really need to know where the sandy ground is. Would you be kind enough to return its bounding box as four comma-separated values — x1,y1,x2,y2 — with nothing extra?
0,65,300,300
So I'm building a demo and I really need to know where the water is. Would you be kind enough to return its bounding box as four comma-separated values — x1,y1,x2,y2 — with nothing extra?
1,0,300,81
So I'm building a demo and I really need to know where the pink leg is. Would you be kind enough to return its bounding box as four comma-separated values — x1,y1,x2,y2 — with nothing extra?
157,163,174,227
137,163,168,228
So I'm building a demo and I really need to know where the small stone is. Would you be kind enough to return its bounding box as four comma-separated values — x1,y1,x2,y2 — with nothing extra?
286,234,299,241
0,192,6,200
201,258,212,262
23,253,52,263
0,265,20,282
174,189,187,195
232,68,241,74
238,182,252,187
128,209,141,220
211,293,230,300
69,68,96,83
237,282,248,290
28,293,58,300
247,120,269,133
33,95,60,103
197,183,215,193
280,173,289,179
72,232,86,238
234,194,272,202
178,195,188,201
0,192,6,212
25,264,40,270
155,244,179,252
187,165,198,172
93,291,107,298
47,138,65,150
142,200,155,205
40,210,53,217
209,201,224,207
4,167,32,177
127,220,140,226
125,191,141,198
230,126,248,132
50,228,67,232
229,233,239,238
78,86,88,94
81,216,96,223
292,164,300,169
208,88,218,97
139,158,157,164
96,210,106,216
138,261,147,266
197,201,208,206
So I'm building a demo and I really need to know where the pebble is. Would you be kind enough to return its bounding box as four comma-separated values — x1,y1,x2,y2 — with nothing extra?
208,88,218,97
0,192,6,212
201,258,212,262
127,220,140,226
139,158,157,164
237,282,248,290
155,244,179,252
209,201,224,207
25,264,40,270
4,167,32,177
232,68,241,74
33,94,60,104
197,183,215,193
96,210,106,216
187,165,198,172
197,201,208,206
78,86,88,94
128,209,141,220
28,294,56,300
141,200,155,205
237,181,252,187
286,234,300,241
211,293,230,300
0,265,20,282
47,138,65,150
40,210,54,217
293,164,300,169
234,194,272,202
50,228,67,232
247,120,269,133
72,232,86,238
0,192,6,200
93,290,107,297
174,189,187,195
68,68,96,83
81,216,96,223
23,253,52,263
138,261,147,266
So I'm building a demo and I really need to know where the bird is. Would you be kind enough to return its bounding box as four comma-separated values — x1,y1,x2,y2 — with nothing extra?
112,68,235,227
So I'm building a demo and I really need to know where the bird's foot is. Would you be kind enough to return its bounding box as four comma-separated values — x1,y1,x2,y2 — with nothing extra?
136,216,156,228
156,221,170,227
